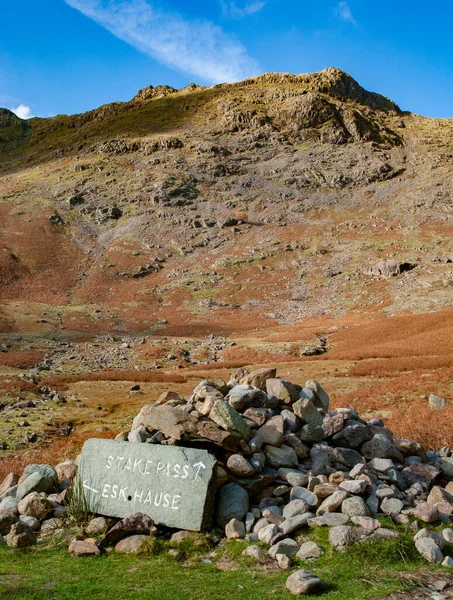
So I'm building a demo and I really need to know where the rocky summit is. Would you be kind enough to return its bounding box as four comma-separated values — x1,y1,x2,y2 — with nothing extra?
3,367,453,595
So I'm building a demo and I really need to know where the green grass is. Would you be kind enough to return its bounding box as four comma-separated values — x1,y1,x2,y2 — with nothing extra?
0,531,448,600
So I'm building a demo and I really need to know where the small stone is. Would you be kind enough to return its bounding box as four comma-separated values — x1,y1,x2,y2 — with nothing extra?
86,517,108,535
227,385,267,412
279,513,312,535
309,513,349,527
296,541,323,560
115,535,149,553
415,538,444,564
256,416,285,447
292,399,323,427
19,515,40,530
368,458,394,473
69,540,100,557
209,400,250,440
305,381,330,411
216,483,249,528
429,394,449,410
6,522,36,548
442,556,453,567
268,538,299,559
286,472,309,487
286,569,326,595
0,473,19,496
227,454,255,477
316,491,348,516
262,507,284,525
239,368,277,390
276,553,292,569
266,379,299,405
258,523,278,544
350,516,381,530
55,459,78,482
381,497,404,517
283,499,310,520
264,445,298,468
0,510,18,535
339,480,367,495
328,525,356,548
342,497,369,517
225,518,246,539
281,410,300,433
442,528,453,543
242,545,264,560
17,492,52,520
290,487,318,506
413,502,440,523
414,528,446,549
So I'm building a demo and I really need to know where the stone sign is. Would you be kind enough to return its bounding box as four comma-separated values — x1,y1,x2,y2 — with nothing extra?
77,439,217,531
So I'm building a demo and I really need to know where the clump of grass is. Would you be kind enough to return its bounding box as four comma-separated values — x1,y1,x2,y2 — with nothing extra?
64,478,91,528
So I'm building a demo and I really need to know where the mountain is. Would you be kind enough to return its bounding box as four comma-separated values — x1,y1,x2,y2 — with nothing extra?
0,67,452,337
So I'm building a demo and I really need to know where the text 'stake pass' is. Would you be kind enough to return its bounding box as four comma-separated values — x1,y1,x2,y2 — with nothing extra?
78,438,217,531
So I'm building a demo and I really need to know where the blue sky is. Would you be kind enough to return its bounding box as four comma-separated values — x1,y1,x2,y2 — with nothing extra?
1,1,452,119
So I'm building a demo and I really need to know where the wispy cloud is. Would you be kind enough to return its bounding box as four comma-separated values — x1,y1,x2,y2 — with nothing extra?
12,104,34,119
220,1,266,19
64,0,258,84
335,1,356,24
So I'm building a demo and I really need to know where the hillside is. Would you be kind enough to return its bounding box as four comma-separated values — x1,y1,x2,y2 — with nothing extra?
0,67,452,338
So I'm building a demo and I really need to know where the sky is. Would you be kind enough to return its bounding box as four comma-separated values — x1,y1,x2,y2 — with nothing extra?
1,1,452,119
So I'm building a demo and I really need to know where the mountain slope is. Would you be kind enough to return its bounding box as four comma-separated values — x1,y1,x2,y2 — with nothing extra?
0,67,452,337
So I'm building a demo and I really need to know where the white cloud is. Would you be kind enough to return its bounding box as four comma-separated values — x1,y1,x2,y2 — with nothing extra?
220,1,266,19
64,0,258,84
335,1,356,24
11,104,34,119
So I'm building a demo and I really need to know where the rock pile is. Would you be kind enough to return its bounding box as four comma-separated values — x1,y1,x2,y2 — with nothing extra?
123,367,453,572
2,366,453,595
0,460,76,547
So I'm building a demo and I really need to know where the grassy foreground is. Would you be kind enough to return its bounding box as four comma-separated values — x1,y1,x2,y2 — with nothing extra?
0,530,450,600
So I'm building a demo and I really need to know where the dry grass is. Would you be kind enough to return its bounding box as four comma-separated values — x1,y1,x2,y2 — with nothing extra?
332,368,453,450
41,370,188,391
0,431,114,481
0,350,45,369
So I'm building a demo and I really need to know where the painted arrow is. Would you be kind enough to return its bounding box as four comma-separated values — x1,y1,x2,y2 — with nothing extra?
82,479,99,494
192,461,206,479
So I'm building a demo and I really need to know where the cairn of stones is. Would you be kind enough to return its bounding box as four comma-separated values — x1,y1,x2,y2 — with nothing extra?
2,367,453,595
